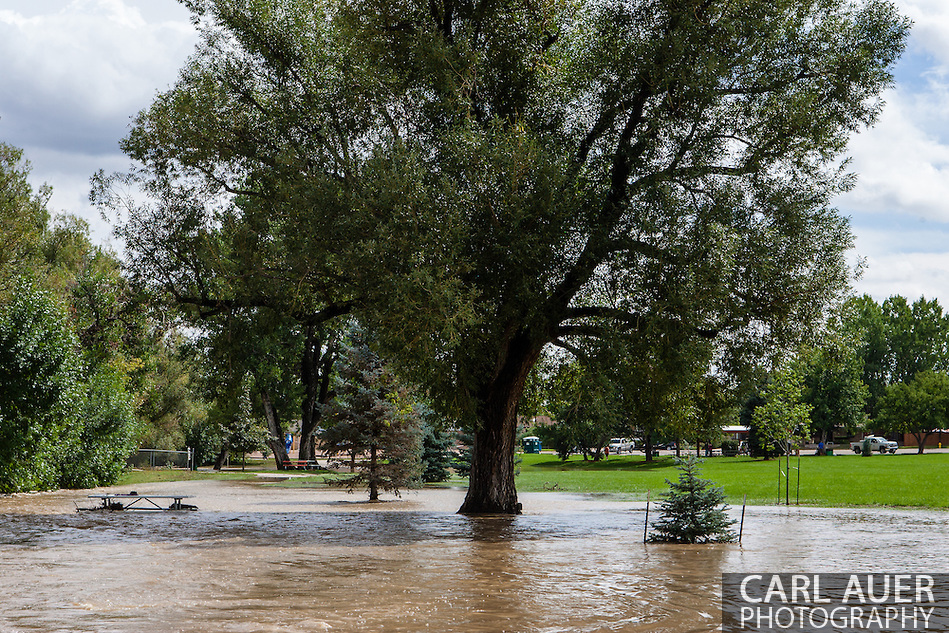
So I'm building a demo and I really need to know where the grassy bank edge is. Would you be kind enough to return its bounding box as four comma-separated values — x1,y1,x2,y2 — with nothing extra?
116,451,949,510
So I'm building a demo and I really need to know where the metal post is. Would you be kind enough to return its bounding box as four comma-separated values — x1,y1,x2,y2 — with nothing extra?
643,489,650,543
739,494,747,544
777,457,781,505
785,448,790,505
796,453,801,505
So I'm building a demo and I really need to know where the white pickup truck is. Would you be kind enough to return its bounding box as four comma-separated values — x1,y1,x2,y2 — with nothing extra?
608,438,635,454
850,436,898,454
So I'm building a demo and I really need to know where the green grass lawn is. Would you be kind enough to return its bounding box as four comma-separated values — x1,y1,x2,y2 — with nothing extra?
116,451,949,509
117,468,259,486
516,451,949,508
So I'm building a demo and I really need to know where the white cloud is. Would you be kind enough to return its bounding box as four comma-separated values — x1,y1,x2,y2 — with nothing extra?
854,251,949,302
834,2,949,225
830,1,949,304
848,213,949,303
839,90,949,222
897,0,949,68
0,0,197,242
26,146,130,244
0,0,196,152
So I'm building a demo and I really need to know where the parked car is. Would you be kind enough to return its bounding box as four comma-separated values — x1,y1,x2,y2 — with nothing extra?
850,436,898,454
608,438,635,454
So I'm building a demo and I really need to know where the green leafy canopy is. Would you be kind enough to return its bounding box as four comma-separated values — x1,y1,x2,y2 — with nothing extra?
99,0,910,512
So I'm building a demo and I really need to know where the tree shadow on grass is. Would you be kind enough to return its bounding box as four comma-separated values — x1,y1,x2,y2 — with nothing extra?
527,456,676,472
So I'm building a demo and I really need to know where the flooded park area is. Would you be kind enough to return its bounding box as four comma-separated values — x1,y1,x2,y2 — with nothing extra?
1,479,948,633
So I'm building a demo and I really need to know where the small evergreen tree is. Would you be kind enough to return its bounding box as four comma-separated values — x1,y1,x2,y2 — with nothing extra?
321,341,423,500
451,428,474,478
648,455,736,544
420,423,454,483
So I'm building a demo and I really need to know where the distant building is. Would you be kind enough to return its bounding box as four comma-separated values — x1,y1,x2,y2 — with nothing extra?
901,430,949,448
518,415,556,432
722,425,749,441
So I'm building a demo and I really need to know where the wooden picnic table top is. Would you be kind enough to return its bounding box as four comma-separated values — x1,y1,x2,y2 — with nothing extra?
85,493,197,511
88,493,194,499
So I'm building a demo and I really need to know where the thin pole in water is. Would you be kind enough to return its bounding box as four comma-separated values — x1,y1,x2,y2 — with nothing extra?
739,493,747,544
786,449,790,505
796,453,801,505
776,457,781,505
643,489,650,543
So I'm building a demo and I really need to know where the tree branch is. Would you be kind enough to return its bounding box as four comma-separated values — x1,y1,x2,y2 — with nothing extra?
175,294,354,325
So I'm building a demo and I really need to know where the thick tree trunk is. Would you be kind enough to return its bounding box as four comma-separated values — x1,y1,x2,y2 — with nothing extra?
213,447,229,471
299,326,337,462
461,403,521,514
261,389,289,470
459,332,541,515
643,432,654,463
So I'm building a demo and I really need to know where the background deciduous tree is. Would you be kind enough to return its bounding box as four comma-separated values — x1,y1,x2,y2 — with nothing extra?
882,297,949,385
801,341,869,443
528,357,622,461
685,374,738,457
0,141,49,288
0,281,82,492
843,294,949,434
877,371,949,454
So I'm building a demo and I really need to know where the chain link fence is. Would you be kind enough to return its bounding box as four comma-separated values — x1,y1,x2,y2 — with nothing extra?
127,448,193,470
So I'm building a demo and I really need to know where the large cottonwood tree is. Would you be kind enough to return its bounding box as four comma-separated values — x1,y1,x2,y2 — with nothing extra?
103,0,908,513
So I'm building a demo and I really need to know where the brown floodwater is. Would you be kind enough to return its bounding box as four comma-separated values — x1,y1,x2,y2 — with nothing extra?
1,479,947,632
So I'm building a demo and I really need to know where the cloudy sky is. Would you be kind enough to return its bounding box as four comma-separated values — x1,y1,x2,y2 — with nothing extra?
1,0,948,305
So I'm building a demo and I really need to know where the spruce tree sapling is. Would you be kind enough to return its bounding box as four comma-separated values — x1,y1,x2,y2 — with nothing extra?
451,428,474,478
420,423,454,483
648,455,736,544
321,342,423,501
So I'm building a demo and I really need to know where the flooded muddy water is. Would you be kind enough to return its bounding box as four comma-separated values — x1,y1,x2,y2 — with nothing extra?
1,480,947,632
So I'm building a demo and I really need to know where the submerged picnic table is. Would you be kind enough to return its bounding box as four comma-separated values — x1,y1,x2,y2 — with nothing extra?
86,493,196,511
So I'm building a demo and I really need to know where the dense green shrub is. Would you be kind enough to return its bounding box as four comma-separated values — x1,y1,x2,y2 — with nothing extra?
60,367,140,488
0,281,81,492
